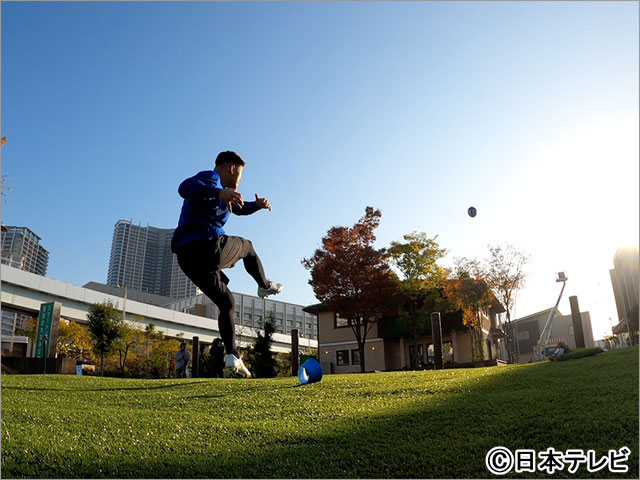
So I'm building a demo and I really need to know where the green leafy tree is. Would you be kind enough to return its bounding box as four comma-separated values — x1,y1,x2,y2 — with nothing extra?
113,322,143,372
274,351,292,377
151,338,181,378
247,318,277,378
302,206,399,373
483,243,530,363
388,232,449,369
56,319,93,362
143,323,164,372
603,334,621,351
18,317,38,343
87,301,123,376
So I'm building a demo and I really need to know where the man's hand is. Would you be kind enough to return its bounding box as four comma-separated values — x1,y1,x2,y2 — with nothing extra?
254,193,272,211
219,188,244,212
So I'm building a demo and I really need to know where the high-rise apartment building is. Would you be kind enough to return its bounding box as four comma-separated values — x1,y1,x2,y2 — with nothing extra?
107,220,197,299
610,246,639,338
1,226,49,276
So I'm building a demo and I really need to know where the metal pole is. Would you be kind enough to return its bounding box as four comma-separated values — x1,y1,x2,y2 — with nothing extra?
192,336,199,378
569,296,586,349
431,313,443,370
291,329,299,376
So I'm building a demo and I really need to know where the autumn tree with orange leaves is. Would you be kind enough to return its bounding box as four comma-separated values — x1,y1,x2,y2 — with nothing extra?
444,257,493,361
302,207,398,373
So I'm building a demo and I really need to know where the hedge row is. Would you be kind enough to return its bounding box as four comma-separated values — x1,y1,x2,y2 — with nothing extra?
551,347,605,361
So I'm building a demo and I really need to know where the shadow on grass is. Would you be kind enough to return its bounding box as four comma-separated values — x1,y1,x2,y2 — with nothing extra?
172,350,639,478
5,376,303,397
187,380,305,400
2,380,209,392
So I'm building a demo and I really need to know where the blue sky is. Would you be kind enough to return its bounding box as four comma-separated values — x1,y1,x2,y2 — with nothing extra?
2,1,638,341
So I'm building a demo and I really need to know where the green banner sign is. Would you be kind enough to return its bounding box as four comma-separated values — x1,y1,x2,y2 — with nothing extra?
35,303,55,358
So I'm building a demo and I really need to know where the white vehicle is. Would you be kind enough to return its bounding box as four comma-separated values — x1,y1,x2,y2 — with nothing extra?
543,344,565,358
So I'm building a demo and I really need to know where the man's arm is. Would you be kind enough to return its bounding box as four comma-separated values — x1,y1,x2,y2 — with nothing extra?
233,193,271,216
179,171,244,211
232,202,261,216
178,171,221,200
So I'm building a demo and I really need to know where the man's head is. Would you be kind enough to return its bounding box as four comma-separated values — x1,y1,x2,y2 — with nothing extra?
214,151,245,189
180,342,186,351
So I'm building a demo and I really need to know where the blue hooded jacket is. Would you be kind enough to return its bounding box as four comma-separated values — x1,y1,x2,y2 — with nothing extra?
171,170,260,252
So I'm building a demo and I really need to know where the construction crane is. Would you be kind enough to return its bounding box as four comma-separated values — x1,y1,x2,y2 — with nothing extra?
534,272,568,361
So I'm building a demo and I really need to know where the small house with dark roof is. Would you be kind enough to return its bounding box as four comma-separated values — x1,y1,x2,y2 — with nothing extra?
304,294,508,374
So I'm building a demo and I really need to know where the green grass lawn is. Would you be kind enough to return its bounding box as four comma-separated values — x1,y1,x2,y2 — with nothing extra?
1,347,638,479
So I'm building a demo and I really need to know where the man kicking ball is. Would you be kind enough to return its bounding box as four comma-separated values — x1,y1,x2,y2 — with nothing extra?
171,150,283,378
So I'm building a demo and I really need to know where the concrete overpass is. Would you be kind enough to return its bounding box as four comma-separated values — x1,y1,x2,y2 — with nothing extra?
1,265,316,353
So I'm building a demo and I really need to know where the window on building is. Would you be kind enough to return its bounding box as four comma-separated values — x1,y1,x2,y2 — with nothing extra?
265,301,276,315
517,331,529,340
426,344,434,364
334,314,349,328
351,349,360,365
336,350,349,366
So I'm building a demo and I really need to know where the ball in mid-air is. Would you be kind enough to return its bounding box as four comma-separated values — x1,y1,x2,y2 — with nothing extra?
468,206,477,218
